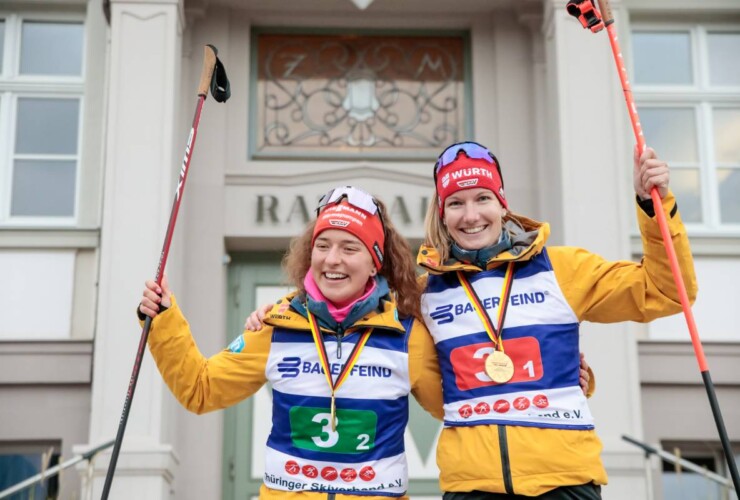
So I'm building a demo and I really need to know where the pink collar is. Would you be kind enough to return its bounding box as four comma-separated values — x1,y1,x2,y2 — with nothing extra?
304,269,377,323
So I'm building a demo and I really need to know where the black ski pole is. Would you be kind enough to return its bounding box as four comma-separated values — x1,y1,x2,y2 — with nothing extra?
100,44,230,499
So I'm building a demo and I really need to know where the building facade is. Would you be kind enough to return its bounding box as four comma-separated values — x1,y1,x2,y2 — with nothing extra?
0,0,738,498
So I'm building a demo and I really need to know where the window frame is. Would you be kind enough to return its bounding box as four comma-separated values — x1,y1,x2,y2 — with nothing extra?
632,22,740,236
0,11,86,227
659,440,739,500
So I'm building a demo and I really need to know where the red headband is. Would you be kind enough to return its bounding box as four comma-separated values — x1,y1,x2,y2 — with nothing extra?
312,200,385,270
436,156,507,216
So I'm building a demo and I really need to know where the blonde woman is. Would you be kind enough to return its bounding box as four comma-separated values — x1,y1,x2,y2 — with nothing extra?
418,142,696,499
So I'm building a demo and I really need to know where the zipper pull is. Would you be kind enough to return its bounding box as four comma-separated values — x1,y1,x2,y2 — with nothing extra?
335,324,345,359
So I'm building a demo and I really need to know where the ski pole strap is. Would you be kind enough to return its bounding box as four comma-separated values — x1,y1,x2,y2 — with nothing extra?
566,0,605,33
209,47,231,103
197,45,230,102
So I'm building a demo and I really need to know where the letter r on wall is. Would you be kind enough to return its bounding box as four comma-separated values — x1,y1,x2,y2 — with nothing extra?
257,195,279,223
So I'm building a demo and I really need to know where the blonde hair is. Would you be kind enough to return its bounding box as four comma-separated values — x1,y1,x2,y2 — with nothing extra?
283,198,422,319
423,196,453,263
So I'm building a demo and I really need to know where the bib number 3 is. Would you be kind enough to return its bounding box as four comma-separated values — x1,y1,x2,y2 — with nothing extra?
291,406,378,453
311,412,339,448
311,413,371,451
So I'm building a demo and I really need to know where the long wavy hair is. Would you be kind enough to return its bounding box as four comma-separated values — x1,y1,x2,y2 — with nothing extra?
283,198,421,319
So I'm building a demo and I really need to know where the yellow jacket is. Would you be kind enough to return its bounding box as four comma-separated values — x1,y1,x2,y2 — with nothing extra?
146,291,444,499
417,191,697,495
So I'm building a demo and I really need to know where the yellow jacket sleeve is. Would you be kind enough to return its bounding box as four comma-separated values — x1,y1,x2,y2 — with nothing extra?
146,295,271,414
407,318,444,420
549,191,697,323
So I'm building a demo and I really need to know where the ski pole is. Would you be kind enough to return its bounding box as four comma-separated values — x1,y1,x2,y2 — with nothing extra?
100,44,230,499
566,0,740,493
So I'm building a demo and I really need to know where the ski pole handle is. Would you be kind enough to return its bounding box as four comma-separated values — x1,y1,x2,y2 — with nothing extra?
197,45,218,97
595,0,613,25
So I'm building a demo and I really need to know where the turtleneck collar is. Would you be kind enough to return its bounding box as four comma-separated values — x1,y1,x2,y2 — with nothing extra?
451,230,512,269
291,275,390,334
303,270,377,323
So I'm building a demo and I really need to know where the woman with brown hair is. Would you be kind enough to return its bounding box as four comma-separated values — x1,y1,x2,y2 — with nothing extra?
138,186,443,499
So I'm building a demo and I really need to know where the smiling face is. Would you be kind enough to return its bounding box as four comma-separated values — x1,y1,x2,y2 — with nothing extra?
310,229,377,306
443,188,506,250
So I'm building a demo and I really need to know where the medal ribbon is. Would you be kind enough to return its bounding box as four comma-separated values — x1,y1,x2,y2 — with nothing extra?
306,308,372,399
457,262,515,352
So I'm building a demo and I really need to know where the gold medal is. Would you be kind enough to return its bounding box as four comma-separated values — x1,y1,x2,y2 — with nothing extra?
330,394,337,432
458,264,517,385
485,350,514,383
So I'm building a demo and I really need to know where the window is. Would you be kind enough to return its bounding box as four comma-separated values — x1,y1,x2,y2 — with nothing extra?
632,25,740,232
0,443,60,499
660,442,739,500
647,257,740,342
0,249,75,339
0,15,85,225
252,30,469,159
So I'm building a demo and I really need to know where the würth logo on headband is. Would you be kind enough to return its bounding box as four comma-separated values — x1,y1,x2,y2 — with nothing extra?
452,167,494,182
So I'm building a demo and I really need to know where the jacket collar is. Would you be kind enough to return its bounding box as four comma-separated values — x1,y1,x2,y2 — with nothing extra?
264,287,407,336
417,212,550,274
450,230,513,269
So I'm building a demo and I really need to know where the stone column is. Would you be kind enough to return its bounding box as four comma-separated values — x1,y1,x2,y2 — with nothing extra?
542,1,650,498
75,0,185,498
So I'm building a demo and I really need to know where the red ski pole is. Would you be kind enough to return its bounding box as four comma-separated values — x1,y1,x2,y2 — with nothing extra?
567,0,739,493
100,44,230,499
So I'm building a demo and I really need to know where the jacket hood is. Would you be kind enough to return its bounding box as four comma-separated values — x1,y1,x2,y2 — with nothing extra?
417,212,550,274
263,290,407,335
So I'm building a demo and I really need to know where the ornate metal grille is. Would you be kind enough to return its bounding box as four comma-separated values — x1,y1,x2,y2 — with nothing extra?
254,32,467,158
